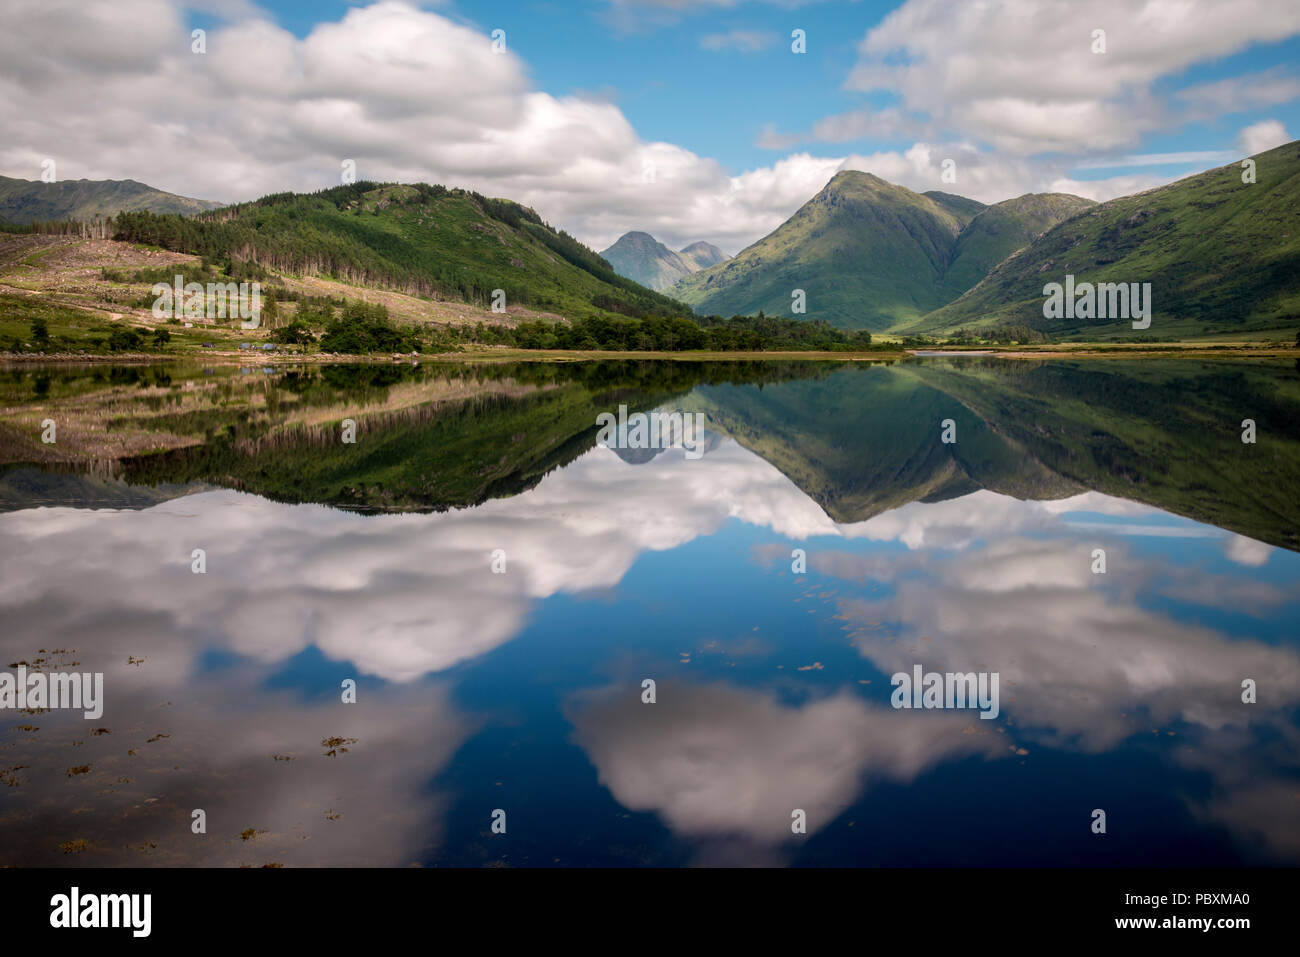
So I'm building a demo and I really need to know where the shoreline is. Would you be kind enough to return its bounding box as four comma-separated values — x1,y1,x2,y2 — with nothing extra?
2,344,1297,365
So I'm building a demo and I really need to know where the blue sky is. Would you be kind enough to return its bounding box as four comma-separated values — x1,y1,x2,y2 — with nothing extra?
7,0,1300,252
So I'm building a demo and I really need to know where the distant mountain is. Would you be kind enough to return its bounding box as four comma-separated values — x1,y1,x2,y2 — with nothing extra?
0,176,222,224
911,140,1300,336
670,171,1093,329
110,182,691,322
678,241,728,270
600,232,693,290
599,232,730,291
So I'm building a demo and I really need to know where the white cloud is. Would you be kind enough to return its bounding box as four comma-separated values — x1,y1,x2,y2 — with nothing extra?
831,143,1172,205
0,436,834,683
1226,532,1275,566
846,0,1300,156
0,0,820,253
1238,119,1292,156
569,681,1000,850
1178,67,1300,119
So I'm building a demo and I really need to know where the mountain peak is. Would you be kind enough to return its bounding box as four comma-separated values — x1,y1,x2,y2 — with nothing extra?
600,231,693,291
679,240,728,270
671,169,1095,330
826,169,885,185
599,232,730,290
821,169,892,195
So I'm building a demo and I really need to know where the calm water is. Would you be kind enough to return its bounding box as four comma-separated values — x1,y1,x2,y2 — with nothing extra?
1,356,1298,866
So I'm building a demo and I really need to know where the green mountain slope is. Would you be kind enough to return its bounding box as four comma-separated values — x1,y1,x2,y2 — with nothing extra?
905,357,1300,549
670,171,972,330
936,193,1096,300
922,190,987,226
911,141,1300,336
669,172,1090,330
0,176,221,224
111,182,691,323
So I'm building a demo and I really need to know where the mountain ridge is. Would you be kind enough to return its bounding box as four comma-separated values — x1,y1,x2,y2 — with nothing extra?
669,170,1091,330
907,140,1300,336
599,231,730,291
0,175,223,224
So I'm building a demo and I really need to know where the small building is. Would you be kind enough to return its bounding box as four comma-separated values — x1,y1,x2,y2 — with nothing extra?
238,342,252,350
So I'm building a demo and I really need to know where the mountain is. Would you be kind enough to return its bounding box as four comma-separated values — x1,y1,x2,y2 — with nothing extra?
691,364,1079,522
110,182,691,323
670,171,965,329
669,171,1090,330
910,140,1300,336
0,176,222,224
691,357,1300,550
678,241,728,270
599,231,695,290
599,232,730,291
108,362,808,512
935,192,1096,301
922,190,988,225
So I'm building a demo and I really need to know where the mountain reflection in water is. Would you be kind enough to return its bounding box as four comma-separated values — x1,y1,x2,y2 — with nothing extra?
0,356,1297,866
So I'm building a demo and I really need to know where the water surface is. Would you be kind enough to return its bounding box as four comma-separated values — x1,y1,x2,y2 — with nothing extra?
1,356,1298,866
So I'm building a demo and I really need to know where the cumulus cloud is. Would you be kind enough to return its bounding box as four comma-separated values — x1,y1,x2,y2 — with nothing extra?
1238,119,1292,156
1226,532,1275,566
568,681,1001,852
845,0,1300,156
753,141,1178,206
0,436,833,683
0,0,827,253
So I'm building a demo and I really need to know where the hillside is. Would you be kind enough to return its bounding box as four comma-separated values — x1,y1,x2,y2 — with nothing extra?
935,193,1096,301
599,232,729,290
0,175,221,224
110,182,691,324
911,141,1300,336
669,171,1089,330
922,190,987,226
670,171,969,329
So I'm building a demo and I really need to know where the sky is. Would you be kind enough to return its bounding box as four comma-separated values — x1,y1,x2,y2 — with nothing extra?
3,0,1299,254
